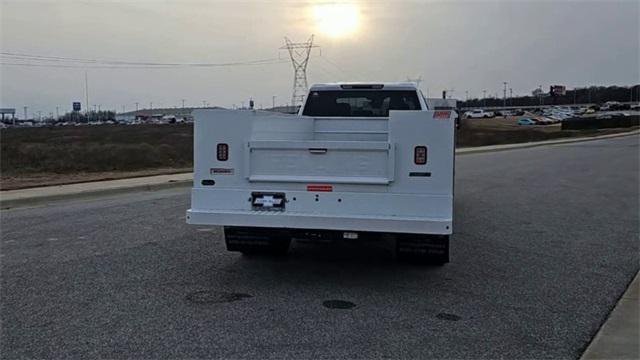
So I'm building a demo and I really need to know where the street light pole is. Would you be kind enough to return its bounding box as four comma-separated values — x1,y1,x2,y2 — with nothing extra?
482,89,487,107
538,85,543,106
503,82,507,107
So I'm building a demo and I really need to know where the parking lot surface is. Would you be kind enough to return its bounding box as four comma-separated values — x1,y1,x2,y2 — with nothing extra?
1,135,638,359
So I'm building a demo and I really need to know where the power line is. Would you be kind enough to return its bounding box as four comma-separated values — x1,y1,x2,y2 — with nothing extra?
0,51,289,68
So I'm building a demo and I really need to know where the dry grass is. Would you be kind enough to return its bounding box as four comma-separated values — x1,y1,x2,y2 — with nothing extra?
1,124,192,175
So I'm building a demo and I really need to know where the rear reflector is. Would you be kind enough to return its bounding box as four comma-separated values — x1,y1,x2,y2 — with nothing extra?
307,184,333,192
414,146,427,165
216,143,228,161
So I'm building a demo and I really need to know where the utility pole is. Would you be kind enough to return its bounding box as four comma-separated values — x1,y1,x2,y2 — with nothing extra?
23,106,27,123
539,85,543,106
509,88,513,106
280,35,319,107
98,104,101,112
465,90,469,101
135,102,139,112
272,95,276,109
150,102,153,110
482,89,487,107
56,106,59,119
85,71,89,116
503,82,507,107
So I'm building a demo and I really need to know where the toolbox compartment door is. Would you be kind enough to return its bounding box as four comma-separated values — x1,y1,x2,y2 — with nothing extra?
246,140,395,185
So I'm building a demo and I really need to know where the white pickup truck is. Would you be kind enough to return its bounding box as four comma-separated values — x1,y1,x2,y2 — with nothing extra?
187,82,456,264
464,109,494,118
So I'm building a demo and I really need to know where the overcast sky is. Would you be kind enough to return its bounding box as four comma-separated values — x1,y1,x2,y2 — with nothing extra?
1,0,638,117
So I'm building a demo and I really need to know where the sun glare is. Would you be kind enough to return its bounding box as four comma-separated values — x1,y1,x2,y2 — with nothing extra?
311,3,360,39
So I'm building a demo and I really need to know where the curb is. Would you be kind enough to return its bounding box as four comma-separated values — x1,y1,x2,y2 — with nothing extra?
1,129,638,209
1,178,191,210
581,271,639,360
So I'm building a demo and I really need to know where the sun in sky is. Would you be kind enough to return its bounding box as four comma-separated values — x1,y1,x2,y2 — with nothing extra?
311,2,360,39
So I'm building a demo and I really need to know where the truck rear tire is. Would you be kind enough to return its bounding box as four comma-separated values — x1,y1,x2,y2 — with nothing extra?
396,234,450,265
224,226,291,255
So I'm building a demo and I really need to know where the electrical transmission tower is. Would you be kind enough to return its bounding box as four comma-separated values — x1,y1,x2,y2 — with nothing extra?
280,35,319,107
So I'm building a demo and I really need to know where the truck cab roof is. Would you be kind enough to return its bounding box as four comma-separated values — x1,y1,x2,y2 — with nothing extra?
309,82,420,91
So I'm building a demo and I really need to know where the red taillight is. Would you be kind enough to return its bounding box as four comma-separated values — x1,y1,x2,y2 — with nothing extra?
217,143,228,161
414,146,427,165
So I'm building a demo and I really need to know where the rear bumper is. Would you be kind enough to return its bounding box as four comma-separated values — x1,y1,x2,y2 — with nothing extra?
186,208,452,235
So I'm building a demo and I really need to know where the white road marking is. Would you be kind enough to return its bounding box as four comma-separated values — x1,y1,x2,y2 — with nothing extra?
47,238,59,241
197,228,215,232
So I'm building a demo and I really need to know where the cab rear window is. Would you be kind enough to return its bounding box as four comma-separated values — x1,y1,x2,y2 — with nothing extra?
302,90,421,117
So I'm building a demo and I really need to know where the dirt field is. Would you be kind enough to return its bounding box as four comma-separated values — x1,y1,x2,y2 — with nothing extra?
1,120,637,190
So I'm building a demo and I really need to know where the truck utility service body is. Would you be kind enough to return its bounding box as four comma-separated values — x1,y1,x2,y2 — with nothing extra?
187,83,456,263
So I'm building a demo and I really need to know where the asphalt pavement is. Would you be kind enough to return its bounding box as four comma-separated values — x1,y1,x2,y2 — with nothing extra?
1,135,638,359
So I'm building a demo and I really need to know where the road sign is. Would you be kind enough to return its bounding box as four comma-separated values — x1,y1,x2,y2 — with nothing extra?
73,102,81,111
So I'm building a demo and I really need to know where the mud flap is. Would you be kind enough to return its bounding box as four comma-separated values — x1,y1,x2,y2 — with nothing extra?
224,226,291,255
396,234,450,265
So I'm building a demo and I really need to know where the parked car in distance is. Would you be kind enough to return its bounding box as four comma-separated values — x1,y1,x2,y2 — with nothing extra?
517,118,538,125
464,109,494,118
601,101,623,111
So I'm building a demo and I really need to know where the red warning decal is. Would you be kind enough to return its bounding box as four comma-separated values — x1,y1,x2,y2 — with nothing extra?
433,110,451,119
306,184,333,192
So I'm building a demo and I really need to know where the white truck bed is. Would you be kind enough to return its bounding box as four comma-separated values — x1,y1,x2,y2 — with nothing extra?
186,108,455,235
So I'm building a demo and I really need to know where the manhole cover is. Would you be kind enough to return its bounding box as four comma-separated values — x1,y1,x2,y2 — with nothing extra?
323,300,356,309
436,312,461,321
186,290,252,304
